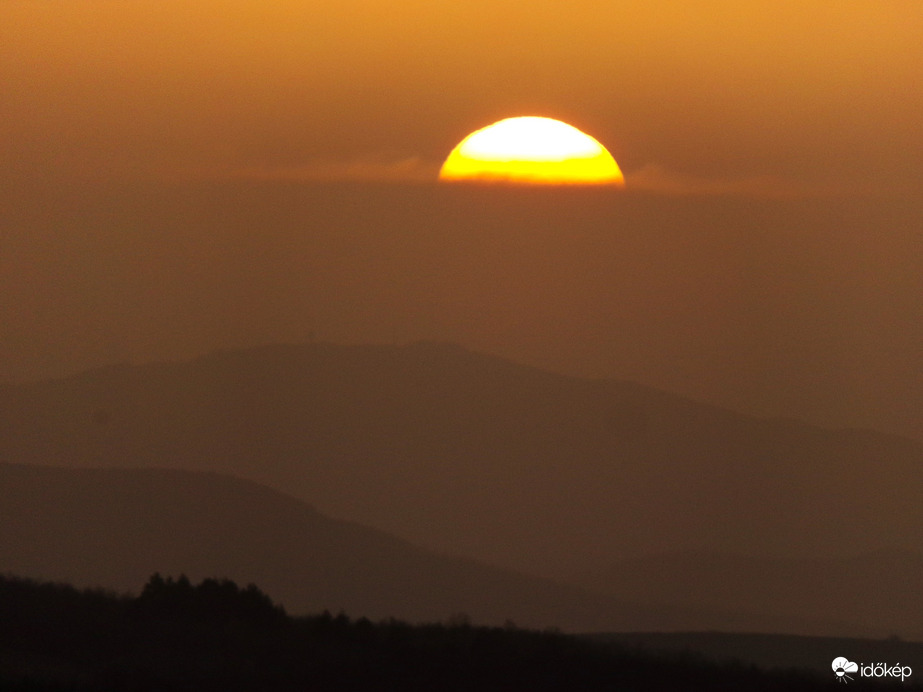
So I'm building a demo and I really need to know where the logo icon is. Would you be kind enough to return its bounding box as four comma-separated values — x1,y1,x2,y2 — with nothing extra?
833,657,859,683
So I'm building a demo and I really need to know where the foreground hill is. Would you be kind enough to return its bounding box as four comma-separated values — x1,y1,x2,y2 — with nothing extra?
0,573,841,692
2,342,922,636
0,462,620,630
5,462,821,633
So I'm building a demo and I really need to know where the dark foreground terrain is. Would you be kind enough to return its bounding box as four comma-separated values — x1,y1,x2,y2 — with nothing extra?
0,573,857,692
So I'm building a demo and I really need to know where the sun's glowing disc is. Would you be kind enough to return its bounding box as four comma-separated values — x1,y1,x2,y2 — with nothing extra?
439,116,624,186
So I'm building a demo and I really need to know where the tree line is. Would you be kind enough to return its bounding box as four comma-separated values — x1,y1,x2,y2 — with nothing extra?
0,572,859,691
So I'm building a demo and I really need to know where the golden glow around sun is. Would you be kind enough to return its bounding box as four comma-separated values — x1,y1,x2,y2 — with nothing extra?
439,117,624,186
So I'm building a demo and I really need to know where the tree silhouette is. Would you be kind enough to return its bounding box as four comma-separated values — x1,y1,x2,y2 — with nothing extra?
0,572,870,692
135,573,286,626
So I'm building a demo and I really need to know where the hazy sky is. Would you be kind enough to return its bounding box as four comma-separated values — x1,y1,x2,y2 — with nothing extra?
3,0,922,192
2,1,923,441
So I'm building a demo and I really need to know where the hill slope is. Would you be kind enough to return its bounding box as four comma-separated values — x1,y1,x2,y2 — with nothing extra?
578,551,923,641
0,462,614,629
4,461,797,633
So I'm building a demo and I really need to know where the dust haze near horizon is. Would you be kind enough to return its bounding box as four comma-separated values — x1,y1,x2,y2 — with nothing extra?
2,0,923,442
3,1,922,191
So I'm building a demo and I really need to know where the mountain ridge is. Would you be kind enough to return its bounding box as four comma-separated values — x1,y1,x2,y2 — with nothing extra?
14,339,919,443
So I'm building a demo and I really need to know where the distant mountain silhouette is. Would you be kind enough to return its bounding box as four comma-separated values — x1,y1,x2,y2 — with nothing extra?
2,342,922,636
578,551,923,641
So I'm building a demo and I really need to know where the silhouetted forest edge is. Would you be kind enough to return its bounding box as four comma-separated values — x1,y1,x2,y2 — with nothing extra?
4,573,916,691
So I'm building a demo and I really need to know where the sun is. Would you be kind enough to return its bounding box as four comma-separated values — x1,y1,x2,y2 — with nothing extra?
439,116,624,187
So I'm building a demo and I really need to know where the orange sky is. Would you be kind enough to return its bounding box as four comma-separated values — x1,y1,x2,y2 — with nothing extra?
2,1,923,441
3,0,922,192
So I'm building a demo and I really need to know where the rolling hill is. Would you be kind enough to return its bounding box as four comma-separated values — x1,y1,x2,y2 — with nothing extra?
2,342,922,637
0,461,840,634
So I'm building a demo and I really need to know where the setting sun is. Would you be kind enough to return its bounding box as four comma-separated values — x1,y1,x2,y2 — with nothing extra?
439,117,624,186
